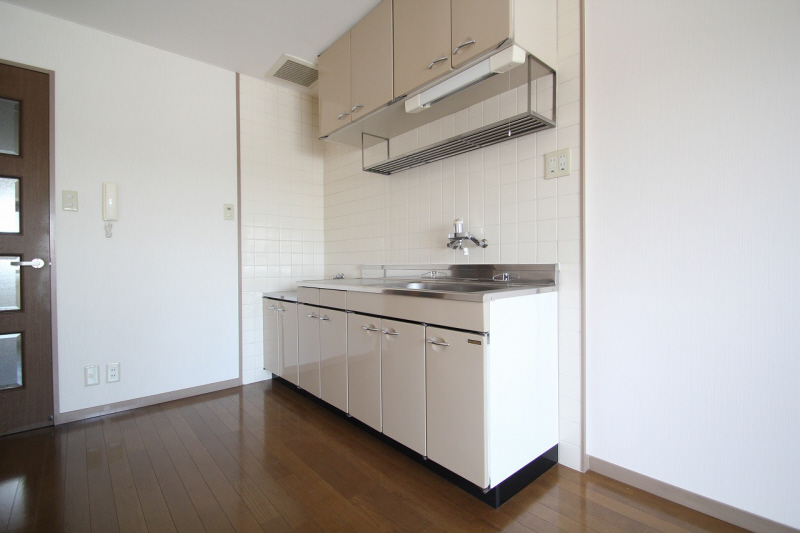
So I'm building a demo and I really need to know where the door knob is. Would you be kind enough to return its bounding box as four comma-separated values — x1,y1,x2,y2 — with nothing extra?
10,258,46,269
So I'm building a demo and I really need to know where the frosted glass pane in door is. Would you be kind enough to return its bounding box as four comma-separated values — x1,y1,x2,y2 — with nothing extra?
0,333,23,390
0,256,21,311
0,178,20,233
0,98,20,156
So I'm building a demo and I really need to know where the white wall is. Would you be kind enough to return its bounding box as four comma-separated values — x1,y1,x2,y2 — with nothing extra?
238,76,324,384
0,2,240,414
323,0,583,469
585,0,800,528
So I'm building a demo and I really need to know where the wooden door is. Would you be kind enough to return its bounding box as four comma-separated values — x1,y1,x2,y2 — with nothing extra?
319,309,347,412
278,301,298,386
425,326,488,488
0,62,53,436
346,313,381,431
297,304,321,397
451,0,512,68
350,0,394,120
317,31,351,138
381,319,426,455
393,0,452,98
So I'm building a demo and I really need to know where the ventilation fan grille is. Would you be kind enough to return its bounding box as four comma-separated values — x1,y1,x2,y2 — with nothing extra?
272,59,318,88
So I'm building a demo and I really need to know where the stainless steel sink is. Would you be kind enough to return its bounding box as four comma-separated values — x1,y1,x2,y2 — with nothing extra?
385,281,521,293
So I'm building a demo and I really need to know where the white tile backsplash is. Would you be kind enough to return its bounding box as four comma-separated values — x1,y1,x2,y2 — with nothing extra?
239,76,324,385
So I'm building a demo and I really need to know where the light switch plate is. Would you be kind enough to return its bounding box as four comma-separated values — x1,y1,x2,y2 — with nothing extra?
107,362,120,383
84,365,99,386
62,190,78,211
544,148,571,179
223,203,234,221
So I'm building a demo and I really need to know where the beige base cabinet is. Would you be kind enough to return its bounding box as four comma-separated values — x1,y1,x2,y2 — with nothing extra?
263,298,299,386
319,309,348,412
346,313,383,431
425,326,488,488
298,304,322,397
380,319,426,455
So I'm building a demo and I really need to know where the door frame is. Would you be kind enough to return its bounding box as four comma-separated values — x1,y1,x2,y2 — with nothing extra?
0,58,60,424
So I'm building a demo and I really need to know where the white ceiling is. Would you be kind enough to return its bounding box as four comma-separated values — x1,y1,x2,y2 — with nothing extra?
4,0,382,83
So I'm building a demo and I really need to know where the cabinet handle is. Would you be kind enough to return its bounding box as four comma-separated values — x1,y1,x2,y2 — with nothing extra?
268,305,277,310
350,104,364,113
428,56,449,69
319,316,331,321
427,339,450,347
453,39,476,55
381,330,399,336
276,307,287,312
307,313,319,319
362,325,379,332
337,111,350,120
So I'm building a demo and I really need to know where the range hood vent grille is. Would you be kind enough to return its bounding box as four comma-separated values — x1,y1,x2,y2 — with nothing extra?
363,111,555,175
266,54,318,88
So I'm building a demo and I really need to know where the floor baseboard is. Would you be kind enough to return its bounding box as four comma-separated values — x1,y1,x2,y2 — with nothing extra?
587,455,798,533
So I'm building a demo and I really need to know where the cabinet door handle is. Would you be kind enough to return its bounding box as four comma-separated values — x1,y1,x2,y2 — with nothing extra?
319,316,331,321
276,307,287,312
428,56,449,69
382,330,399,336
362,325,379,332
427,339,450,347
307,313,319,319
350,104,364,113
337,111,350,120
268,305,277,310
453,39,476,55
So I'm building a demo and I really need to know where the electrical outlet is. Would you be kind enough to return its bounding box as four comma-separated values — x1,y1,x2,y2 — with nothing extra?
107,362,120,383
84,365,99,386
544,148,571,179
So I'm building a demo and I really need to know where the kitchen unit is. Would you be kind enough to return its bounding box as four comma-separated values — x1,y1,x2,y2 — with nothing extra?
262,292,299,385
265,264,558,507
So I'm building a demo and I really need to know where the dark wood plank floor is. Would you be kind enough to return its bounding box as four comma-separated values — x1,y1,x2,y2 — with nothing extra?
0,382,745,532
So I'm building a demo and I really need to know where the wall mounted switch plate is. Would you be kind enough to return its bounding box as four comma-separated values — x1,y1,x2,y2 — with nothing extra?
107,362,120,383
84,365,99,386
223,204,234,221
545,148,571,179
62,190,78,211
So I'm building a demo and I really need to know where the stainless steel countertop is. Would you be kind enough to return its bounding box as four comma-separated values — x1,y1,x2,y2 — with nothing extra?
294,277,557,303
263,291,298,302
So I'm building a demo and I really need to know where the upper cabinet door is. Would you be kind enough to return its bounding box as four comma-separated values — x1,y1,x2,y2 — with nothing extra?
350,0,394,120
451,0,512,69
318,31,351,138
393,0,452,98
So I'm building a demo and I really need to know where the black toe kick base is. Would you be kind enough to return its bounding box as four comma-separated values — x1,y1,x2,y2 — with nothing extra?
271,374,558,508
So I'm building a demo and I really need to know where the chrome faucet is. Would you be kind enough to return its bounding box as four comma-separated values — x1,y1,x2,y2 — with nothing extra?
447,218,488,250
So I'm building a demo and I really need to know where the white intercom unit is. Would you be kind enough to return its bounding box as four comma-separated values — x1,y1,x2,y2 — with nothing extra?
103,182,118,238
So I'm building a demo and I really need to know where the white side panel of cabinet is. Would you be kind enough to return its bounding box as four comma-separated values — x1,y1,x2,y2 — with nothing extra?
488,292,559,486
279,301,299,386
320,309,348,412
347,313,382,431
426,326,488,488
298,305,321,397
263,300,279,374
381,319,426,455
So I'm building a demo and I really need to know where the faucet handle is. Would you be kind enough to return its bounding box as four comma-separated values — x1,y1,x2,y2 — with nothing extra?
421,270,443,279
493,272,517,281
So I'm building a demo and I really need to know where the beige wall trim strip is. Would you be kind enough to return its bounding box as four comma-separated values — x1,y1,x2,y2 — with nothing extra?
587,456,798,533
54,378,242,425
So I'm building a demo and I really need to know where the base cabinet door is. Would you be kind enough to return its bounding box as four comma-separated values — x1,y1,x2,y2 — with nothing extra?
347,313,382,431
425,326,488,488
319,309,348,412
381,319,426,455
278,301,299,386
263,300,280,374
298,305,321,397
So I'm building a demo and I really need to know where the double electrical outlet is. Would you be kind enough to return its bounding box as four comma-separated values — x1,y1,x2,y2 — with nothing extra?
545,148,571,179
84,363,120,386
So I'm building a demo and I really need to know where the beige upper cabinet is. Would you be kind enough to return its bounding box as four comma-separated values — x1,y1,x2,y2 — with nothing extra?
318,31,351,138
451,0,512,69
350,0,394,121
393,0,452,98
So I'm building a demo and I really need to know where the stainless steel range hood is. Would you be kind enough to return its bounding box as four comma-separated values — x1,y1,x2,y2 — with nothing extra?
321,44,556,176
